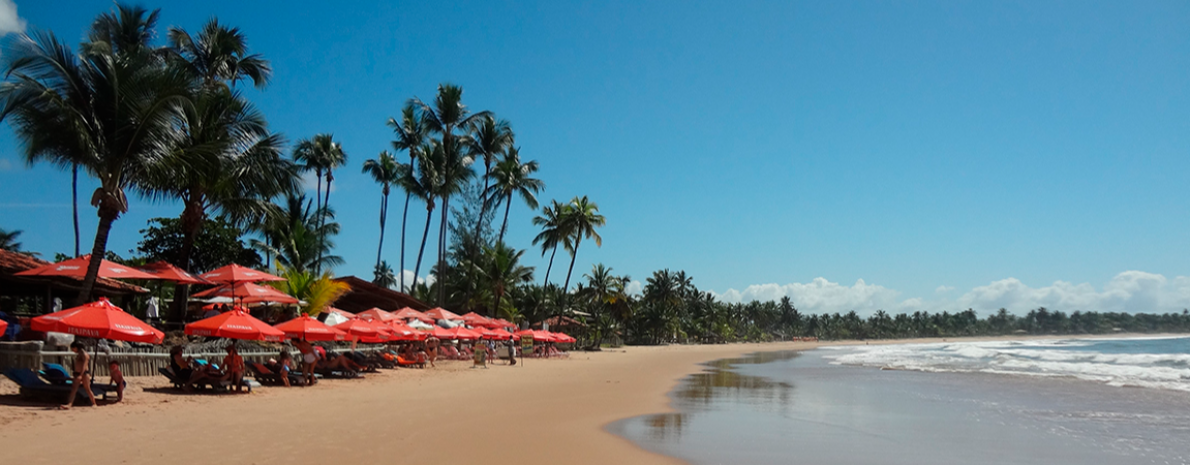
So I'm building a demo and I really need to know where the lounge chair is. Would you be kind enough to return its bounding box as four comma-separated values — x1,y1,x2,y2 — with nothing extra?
313,366,362,379
40,363,71,384
248,362,308,386
158,367,233,391
3,368,112,404
396,355,425,368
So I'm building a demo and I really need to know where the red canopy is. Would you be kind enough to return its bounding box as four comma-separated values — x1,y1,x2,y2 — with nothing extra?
357,308,397,322
30,297,163,344
428,326,453,340
387,322,426,341
515,329,556,343
199,264,284,284
333,319,388,343
441,326,482,340
274,314,346,342
136,261,210,285
0,319,7,336
485,328,514,340
461,312,492,326
191,282,299,304
552,332,575,343
425,307,462,321
185,309,286,341
15,254,157,280
393,307,434,323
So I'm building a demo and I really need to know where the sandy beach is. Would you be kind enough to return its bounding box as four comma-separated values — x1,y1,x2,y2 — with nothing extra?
0,342,817,465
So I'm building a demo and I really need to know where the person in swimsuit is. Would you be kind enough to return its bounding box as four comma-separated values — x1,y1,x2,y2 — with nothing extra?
425,336,439,368
293,338,317,386
221,344,246,392
169,345,208,391
108,360,126,402
277,351,293,387
60,341,97,409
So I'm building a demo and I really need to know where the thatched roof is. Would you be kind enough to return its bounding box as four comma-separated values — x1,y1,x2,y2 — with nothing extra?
331,276,429,313
0,249,149,297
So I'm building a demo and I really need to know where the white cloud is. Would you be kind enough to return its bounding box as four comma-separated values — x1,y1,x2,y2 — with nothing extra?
712,271,1190,316
0,0,24,36
625,280,643,296
393,269,432,293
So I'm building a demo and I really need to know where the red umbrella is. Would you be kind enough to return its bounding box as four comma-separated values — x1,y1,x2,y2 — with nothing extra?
460,312,492,326
30,297,164,344
357,308,397,322
333,319,388,343
429,326,453,340
185,309,286,341
442,326,481,340
192,282,300,304
393,307,434,323
425,307,462,321
199,264,284,284
16,254,157,280
274,314,346,342
387,322,426,341
135,261,210,285
515,329,555,343
486,328,514,340
0,319,7,336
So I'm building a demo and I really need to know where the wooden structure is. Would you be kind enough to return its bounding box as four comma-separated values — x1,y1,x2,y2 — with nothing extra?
331,276,429,313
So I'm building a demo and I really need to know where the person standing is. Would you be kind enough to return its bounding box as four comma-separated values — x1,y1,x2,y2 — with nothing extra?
60,341,96,409
293,338,318,386
425,335,439,368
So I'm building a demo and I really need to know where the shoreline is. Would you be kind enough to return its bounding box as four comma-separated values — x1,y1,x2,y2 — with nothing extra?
2,334,1187,465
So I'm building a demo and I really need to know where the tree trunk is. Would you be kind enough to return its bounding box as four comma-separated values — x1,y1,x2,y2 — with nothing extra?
320,172,333,274
437,195,449,305
473,159,493,249
75,209,118,305
71,163,79,257
413,202,434,286
563,237,582,294
170,200,204,326
543,245,557,285
400,192,411,292
498,194,512,246
376,189,388,269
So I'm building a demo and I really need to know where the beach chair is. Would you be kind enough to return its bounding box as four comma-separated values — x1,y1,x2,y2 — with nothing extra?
159,367,233,391
40,363,71,384
396,355,424,368
249,362,308,386
3,368,112,404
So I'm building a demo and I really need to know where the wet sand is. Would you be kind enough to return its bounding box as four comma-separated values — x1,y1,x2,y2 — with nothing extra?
0,342,814,465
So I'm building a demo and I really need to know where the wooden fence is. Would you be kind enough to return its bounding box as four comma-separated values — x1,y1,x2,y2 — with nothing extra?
0,342,385,377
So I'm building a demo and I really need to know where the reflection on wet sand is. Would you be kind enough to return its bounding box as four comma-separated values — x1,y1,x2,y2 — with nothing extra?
636,351,799,441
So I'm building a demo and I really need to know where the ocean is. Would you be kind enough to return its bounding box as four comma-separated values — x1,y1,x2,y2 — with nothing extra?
610,337,1190,465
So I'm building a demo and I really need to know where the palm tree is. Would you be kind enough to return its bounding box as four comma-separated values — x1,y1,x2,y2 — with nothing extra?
410,83,489,303
387,103,427,291
487,244,534,317
292,134,347,273
252,194,343,273
373,260,397,289
561,196,606,294
467,116,512,245
362,150,401,269
167,18,271,89
151,88,297,323
409,145,437,285
0,228,24,252
422,137,475,304
0,5,191,303
531,200,572,285
269,265,351,316
486,146,544,245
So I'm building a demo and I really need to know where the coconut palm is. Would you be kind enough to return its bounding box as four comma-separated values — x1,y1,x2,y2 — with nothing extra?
373,260,397,289
561,196,606,294
410,83,489,303
532,200,573,285
486,146,544,245
362,150,402,269
0,228,24,252
251,194,343,274
167,18,271,89
292,133,347,273
269,265,351,316
409,145,437,285
486,243,534,317
0,5,191,303
466,116,513,244
422,137,475,304
387,103,427,291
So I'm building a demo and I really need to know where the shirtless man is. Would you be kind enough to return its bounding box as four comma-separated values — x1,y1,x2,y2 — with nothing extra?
60,341,97,409
425,336,439,368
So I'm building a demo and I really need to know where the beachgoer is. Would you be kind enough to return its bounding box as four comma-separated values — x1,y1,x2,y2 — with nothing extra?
60,341,96,409
108,360,126,402
222,344,246,392
278,351,294,387
425,336,439,368
508,340,517,366
293,338,317,386
169,345,206,391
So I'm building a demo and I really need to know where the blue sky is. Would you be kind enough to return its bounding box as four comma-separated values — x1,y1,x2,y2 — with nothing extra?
2,1,1190,315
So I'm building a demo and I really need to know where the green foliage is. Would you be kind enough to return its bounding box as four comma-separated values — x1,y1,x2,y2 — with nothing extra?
250,193,342,274
0,228,24,252
268,266,350,315
136,217,261,273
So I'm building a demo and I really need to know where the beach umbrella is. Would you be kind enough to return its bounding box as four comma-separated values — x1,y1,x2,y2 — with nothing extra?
30,297,164,344
442,326,481,340
486,328,514,340
387,322,426,341
0,319,6,337
393,307,434,323
320,307,355,326
198,264,285,284
406,318,433,330
357,307,397,322
460,312,492,327
192,282,300,304
15,254,157,280
515,329,555,343
425,307,462,321
429,326,454,340
135,261,210,285
333,319,388,343
274,314,346,342
185,309,286,341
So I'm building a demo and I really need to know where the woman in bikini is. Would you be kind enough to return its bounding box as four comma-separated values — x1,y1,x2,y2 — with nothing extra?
60,341,96,409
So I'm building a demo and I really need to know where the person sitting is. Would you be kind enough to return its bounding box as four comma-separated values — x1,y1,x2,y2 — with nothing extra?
221,344,246,392
169,345,209,392
108,360,126,403
317,352,366,373
60,341,96,409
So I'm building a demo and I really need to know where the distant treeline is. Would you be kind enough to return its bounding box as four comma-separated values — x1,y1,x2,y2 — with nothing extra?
562,269,1190,346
